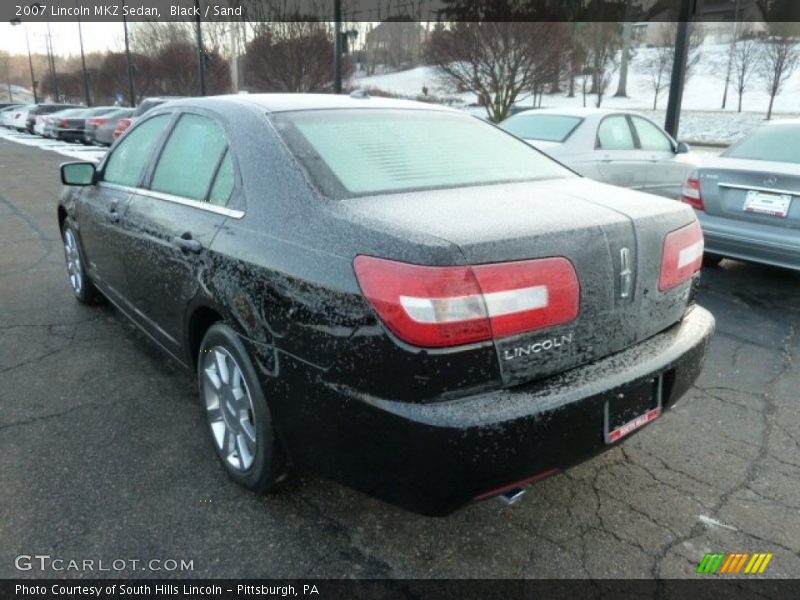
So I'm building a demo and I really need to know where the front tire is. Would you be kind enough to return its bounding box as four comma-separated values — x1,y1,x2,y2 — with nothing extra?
61,220,100,304
198,323,285,492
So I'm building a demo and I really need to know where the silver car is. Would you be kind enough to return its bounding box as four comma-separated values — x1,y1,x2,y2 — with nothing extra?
682,119,800,271
500,107,700,199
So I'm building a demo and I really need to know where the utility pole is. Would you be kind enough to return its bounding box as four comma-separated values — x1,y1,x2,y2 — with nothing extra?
76,3,91,106
664,0,702,138
9,18,37,103
122,6,136,106
194,0,206,96
333,0,342,93
45,22,59,102
195,0,207,96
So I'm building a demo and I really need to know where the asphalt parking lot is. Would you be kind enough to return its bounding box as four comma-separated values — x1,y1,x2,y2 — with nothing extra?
1,135,798,579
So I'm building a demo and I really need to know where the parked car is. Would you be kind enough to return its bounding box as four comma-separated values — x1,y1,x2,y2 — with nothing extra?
25,103,81,133
41,108,82,138
86,108,133,145
57,94,714,516
10,104,35,131
33,113,54,136
462,103,529,121
113,96,184,140
52,106,117,144
0,102,21,110
0,105,23,127
500,108,701,200
682,119,800,271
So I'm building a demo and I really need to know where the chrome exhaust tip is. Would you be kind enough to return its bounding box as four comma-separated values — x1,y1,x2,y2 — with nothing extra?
497,488,526,506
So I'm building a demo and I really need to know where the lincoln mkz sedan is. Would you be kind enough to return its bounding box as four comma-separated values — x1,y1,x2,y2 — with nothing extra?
57,94,715,516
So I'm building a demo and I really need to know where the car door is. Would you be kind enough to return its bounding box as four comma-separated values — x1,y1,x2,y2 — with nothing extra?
630,115,692,199
594,115,648,190
77,113,172,306
120,111,237,357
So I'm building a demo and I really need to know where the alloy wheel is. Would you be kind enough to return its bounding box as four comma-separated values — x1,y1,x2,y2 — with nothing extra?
201,346,258,472
63,227,83,295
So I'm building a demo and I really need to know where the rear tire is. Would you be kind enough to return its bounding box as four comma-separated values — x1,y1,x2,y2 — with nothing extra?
61,220,101,304
703,253,724,268
198,323,286,492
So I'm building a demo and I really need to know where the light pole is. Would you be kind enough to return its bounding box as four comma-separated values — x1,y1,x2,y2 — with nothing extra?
76,1,91,106
122,3,136,106
45,21,59,102
195,0,207,96
333,0,342,93
9,17,38,103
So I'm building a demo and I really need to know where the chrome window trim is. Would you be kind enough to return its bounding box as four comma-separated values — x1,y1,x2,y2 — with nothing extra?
718,182,799,198
96,181,245,219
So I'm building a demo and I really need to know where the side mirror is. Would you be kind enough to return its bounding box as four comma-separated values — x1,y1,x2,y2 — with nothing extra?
675,142,691,154
61,162,96,186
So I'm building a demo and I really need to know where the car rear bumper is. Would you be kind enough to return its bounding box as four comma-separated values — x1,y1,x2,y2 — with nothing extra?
246,306,715,515
698,211,800,271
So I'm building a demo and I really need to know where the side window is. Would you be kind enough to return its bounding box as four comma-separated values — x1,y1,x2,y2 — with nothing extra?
597,116,635,151
103,114,170,187
208,150,234,206
631,116,674,152
150,114,227,202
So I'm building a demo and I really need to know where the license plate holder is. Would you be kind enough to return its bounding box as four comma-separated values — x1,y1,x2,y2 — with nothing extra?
604,376,663,444
743,190,792,218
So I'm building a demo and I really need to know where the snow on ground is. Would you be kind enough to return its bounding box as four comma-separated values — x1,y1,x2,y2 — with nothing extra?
0,84,34,104
0,127,107,162
353,43,800,145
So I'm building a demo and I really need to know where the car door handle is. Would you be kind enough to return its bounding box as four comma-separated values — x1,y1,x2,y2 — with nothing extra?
172,235,203,254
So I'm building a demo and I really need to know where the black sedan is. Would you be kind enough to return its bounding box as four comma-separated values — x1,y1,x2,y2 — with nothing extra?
57,94,715,516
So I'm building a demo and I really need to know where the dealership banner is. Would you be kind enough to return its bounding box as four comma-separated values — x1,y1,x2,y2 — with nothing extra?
3,0,800,23
4,579,800,599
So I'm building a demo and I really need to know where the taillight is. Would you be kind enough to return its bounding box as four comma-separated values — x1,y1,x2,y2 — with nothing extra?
114,118,132,138
88,118,107,126
681,174,704,211
353,255,579,348
659,221,704,292
59,119,69,127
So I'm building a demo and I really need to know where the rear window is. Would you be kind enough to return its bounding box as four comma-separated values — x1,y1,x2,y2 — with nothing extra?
723,124,800,165
273,109,573,197
500,114,583,142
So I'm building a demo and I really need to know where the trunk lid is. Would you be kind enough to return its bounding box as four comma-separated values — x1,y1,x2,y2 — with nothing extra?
698,157,800,230
342,178,697,386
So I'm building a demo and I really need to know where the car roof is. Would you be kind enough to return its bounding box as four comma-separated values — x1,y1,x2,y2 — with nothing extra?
511,107,628,118
762,118,800,126
162,93,459,114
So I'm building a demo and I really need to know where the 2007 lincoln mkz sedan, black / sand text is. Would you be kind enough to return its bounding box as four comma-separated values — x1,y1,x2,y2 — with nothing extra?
57,94,714,516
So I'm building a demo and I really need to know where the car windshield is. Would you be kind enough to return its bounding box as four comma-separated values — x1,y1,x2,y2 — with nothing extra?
723,124,800,165
500,114,583,142
274,109,574,197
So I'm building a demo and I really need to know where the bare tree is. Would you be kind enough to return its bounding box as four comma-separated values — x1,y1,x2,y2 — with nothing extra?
641,23,705,110
244,22,344,92
759,23,800,120
427,22,567,122
732,35,760,112
586,22,621,107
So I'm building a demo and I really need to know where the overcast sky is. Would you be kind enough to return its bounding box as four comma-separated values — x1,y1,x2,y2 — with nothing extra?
1,22,124,57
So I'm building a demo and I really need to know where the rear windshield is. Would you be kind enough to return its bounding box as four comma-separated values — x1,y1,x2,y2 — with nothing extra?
500,114,583,142
273,109,574,197
723,124,800,165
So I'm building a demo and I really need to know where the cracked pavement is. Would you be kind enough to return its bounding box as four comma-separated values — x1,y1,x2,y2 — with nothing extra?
1,139,798,579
